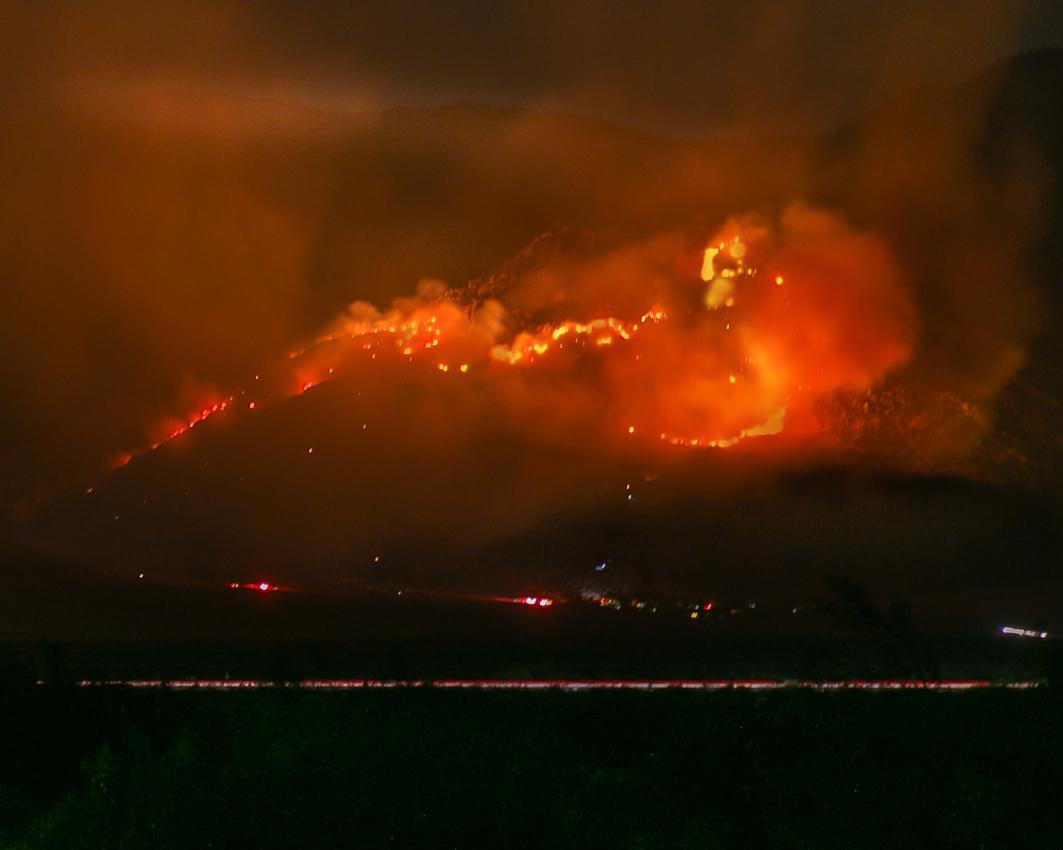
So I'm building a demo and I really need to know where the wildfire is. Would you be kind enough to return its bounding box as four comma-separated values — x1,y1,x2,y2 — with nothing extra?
113,206,914,474
116,237,787,465
158,398,235,445
488,310,665,365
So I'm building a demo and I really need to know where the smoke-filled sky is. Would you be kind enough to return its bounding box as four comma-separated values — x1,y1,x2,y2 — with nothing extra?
2,1,1062,604
6,0,1063,133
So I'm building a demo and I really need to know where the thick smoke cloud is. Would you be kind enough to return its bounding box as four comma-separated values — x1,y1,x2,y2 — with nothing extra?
469,205,915,448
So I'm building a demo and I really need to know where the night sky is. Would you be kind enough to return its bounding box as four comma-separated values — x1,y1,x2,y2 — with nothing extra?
2,1,1063,638
6,1,1063,132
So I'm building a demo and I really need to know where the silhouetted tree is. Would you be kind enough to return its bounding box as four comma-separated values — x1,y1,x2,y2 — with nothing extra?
30,640,71,688
384,639,411,681
822,576,937,677
0,645,35,693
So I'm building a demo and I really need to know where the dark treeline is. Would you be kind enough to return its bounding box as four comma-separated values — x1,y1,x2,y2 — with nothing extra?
1,630,1053,684
0,680,1060,848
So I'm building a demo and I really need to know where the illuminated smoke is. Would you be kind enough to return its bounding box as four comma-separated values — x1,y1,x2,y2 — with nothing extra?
130,203,915,465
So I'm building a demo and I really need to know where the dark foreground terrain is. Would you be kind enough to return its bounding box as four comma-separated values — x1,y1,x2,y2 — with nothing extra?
1,683,1060,849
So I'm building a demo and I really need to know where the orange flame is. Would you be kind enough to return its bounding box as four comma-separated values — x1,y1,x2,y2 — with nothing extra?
118,206,913,473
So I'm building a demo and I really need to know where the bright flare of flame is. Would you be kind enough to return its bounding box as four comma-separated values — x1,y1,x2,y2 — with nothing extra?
700,247,718,282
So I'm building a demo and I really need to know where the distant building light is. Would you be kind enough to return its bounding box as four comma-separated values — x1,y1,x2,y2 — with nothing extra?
1000,626,1049,639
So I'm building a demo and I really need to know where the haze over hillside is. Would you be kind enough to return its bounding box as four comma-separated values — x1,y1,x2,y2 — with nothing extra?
0,3,1060,645
0,51,1052,633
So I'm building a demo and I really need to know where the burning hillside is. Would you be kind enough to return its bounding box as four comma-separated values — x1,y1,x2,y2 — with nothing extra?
123,203,916,473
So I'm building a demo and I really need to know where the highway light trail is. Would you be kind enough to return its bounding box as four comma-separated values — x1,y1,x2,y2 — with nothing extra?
67,679,1039,690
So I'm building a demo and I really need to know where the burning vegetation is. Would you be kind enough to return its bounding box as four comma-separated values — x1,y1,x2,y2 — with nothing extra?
129,203,916,467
